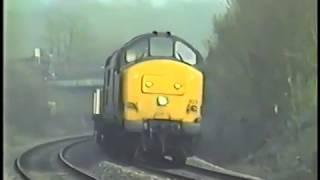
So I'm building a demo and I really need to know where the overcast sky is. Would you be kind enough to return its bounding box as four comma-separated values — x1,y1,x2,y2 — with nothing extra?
96,0,227,8
5,0,228,58
38,0,227,7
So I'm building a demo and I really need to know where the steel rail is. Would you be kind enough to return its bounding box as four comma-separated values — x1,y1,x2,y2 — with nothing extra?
184,164,264,180
15,133,264,180
58,138,99,180
133,157,264,180
14,134,92,180
133,161,195,180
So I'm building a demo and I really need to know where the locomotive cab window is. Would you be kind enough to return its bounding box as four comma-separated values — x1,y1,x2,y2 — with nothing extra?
150,37,173,57
124,35,199,66
125,38,148,62
175,41,197,65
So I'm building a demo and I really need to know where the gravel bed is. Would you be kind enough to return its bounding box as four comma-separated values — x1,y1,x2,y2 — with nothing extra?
95,161,170,180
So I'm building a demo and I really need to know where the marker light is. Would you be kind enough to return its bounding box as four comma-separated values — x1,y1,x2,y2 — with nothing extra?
174,83,182,90
145,81,153,88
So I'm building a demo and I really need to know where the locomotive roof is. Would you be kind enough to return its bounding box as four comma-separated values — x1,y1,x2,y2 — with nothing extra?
121,31,203,60
104,31,204,67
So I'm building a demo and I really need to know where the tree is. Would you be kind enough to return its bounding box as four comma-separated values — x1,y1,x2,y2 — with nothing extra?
201,0,317,163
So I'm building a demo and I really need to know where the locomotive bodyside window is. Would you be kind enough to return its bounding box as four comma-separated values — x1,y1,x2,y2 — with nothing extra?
175,41,197,65
105,56,112,67
125,39,148,62
107,70,111,86
104,70,109,104
150,37,173,57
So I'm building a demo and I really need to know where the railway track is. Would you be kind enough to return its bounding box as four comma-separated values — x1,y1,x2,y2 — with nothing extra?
15,134,97,180
134,158,264,180
15,134,264,180
58,139,98,179
183,164,263,180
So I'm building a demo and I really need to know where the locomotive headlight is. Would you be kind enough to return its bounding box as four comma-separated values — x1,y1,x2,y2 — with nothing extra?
157,96,168,106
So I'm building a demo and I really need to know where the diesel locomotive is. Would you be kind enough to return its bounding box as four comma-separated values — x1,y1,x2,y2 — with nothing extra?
92,31,204,164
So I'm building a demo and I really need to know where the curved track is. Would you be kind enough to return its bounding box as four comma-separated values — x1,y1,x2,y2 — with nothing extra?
15,134,264,180
58,139,98,179
15,134,96,180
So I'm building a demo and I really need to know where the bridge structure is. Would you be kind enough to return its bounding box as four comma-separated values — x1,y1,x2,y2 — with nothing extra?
47,79,103,88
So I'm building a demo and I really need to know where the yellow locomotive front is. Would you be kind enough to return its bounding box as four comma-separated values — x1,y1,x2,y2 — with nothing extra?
122,59,203,133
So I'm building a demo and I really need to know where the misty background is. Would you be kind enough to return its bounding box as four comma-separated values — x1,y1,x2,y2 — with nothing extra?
4,0,317,180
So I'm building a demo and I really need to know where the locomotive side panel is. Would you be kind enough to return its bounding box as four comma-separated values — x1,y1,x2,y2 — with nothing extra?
102,51,122,125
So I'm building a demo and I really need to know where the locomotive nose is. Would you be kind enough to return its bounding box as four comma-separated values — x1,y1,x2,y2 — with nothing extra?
122,59,203,123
